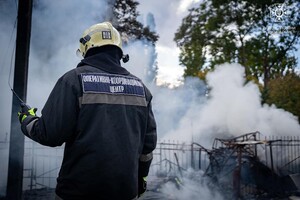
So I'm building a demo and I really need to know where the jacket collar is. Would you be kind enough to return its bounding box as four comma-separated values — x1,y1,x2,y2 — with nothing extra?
77,53,130,75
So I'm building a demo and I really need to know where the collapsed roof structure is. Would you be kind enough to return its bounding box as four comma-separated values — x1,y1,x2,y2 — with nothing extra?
204,132,300,199
149,132,300,199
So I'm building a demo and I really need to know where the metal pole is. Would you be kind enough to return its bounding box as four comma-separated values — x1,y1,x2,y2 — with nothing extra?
159,142,162,171
6,0,33,199
191,143,194,169
254,133,257,157
174,153,183,178
199,150,201,170
270,142,274,173
233,147,242,199
30,141,35,190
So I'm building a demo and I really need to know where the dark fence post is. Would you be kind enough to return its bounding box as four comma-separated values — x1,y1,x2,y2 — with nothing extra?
191,143,194,169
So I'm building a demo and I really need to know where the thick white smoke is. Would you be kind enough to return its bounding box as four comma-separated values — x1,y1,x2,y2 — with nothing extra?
162,63,300,147
159,170,224,200
204,64,300,135
123,41,207,138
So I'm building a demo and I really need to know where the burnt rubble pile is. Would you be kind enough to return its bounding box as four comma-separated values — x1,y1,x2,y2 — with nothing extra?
204,132,300,199
149,132,300,199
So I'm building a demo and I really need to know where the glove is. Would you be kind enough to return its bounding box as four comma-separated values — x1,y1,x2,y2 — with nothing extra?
138,176,147,197
18,103,37,123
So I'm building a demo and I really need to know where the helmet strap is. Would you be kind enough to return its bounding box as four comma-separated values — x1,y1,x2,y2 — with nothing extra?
122,54,129,63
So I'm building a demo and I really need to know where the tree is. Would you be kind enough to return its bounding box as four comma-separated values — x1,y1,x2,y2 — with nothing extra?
174,0,300,90
144,13,159,83
106,0,159,83
111,0,159,44
266,72,300,123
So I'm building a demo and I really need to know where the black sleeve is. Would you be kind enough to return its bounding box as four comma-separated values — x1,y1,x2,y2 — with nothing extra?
21,72,79,147
139,95,157,177
143,100,157,155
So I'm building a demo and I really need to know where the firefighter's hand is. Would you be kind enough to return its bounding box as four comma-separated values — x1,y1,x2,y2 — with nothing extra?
138,176,147,198
18,103,37,123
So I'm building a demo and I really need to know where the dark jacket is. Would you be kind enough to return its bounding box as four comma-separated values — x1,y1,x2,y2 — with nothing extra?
21,51,157,200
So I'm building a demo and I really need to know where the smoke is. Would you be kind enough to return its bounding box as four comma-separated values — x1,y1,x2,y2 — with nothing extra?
158,170,224,200
162,63,300,146
143,63,300,199
204,64,300,135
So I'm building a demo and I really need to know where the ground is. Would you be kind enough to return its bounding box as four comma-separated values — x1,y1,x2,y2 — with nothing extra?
20,188,166,200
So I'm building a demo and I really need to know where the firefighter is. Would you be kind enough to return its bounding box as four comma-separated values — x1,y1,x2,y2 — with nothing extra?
18,22,157,200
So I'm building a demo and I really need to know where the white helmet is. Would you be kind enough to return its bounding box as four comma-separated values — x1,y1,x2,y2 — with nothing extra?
77,22,122,57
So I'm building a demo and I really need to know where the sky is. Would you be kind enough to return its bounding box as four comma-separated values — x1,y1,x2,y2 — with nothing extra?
137,0,201,86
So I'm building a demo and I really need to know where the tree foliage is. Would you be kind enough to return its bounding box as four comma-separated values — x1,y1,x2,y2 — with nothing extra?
266,72,300,123
112,0,159,44
174,0,300,88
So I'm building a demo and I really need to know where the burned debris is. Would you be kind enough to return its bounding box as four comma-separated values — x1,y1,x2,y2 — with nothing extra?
203,132,300,199
148,132,300,199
